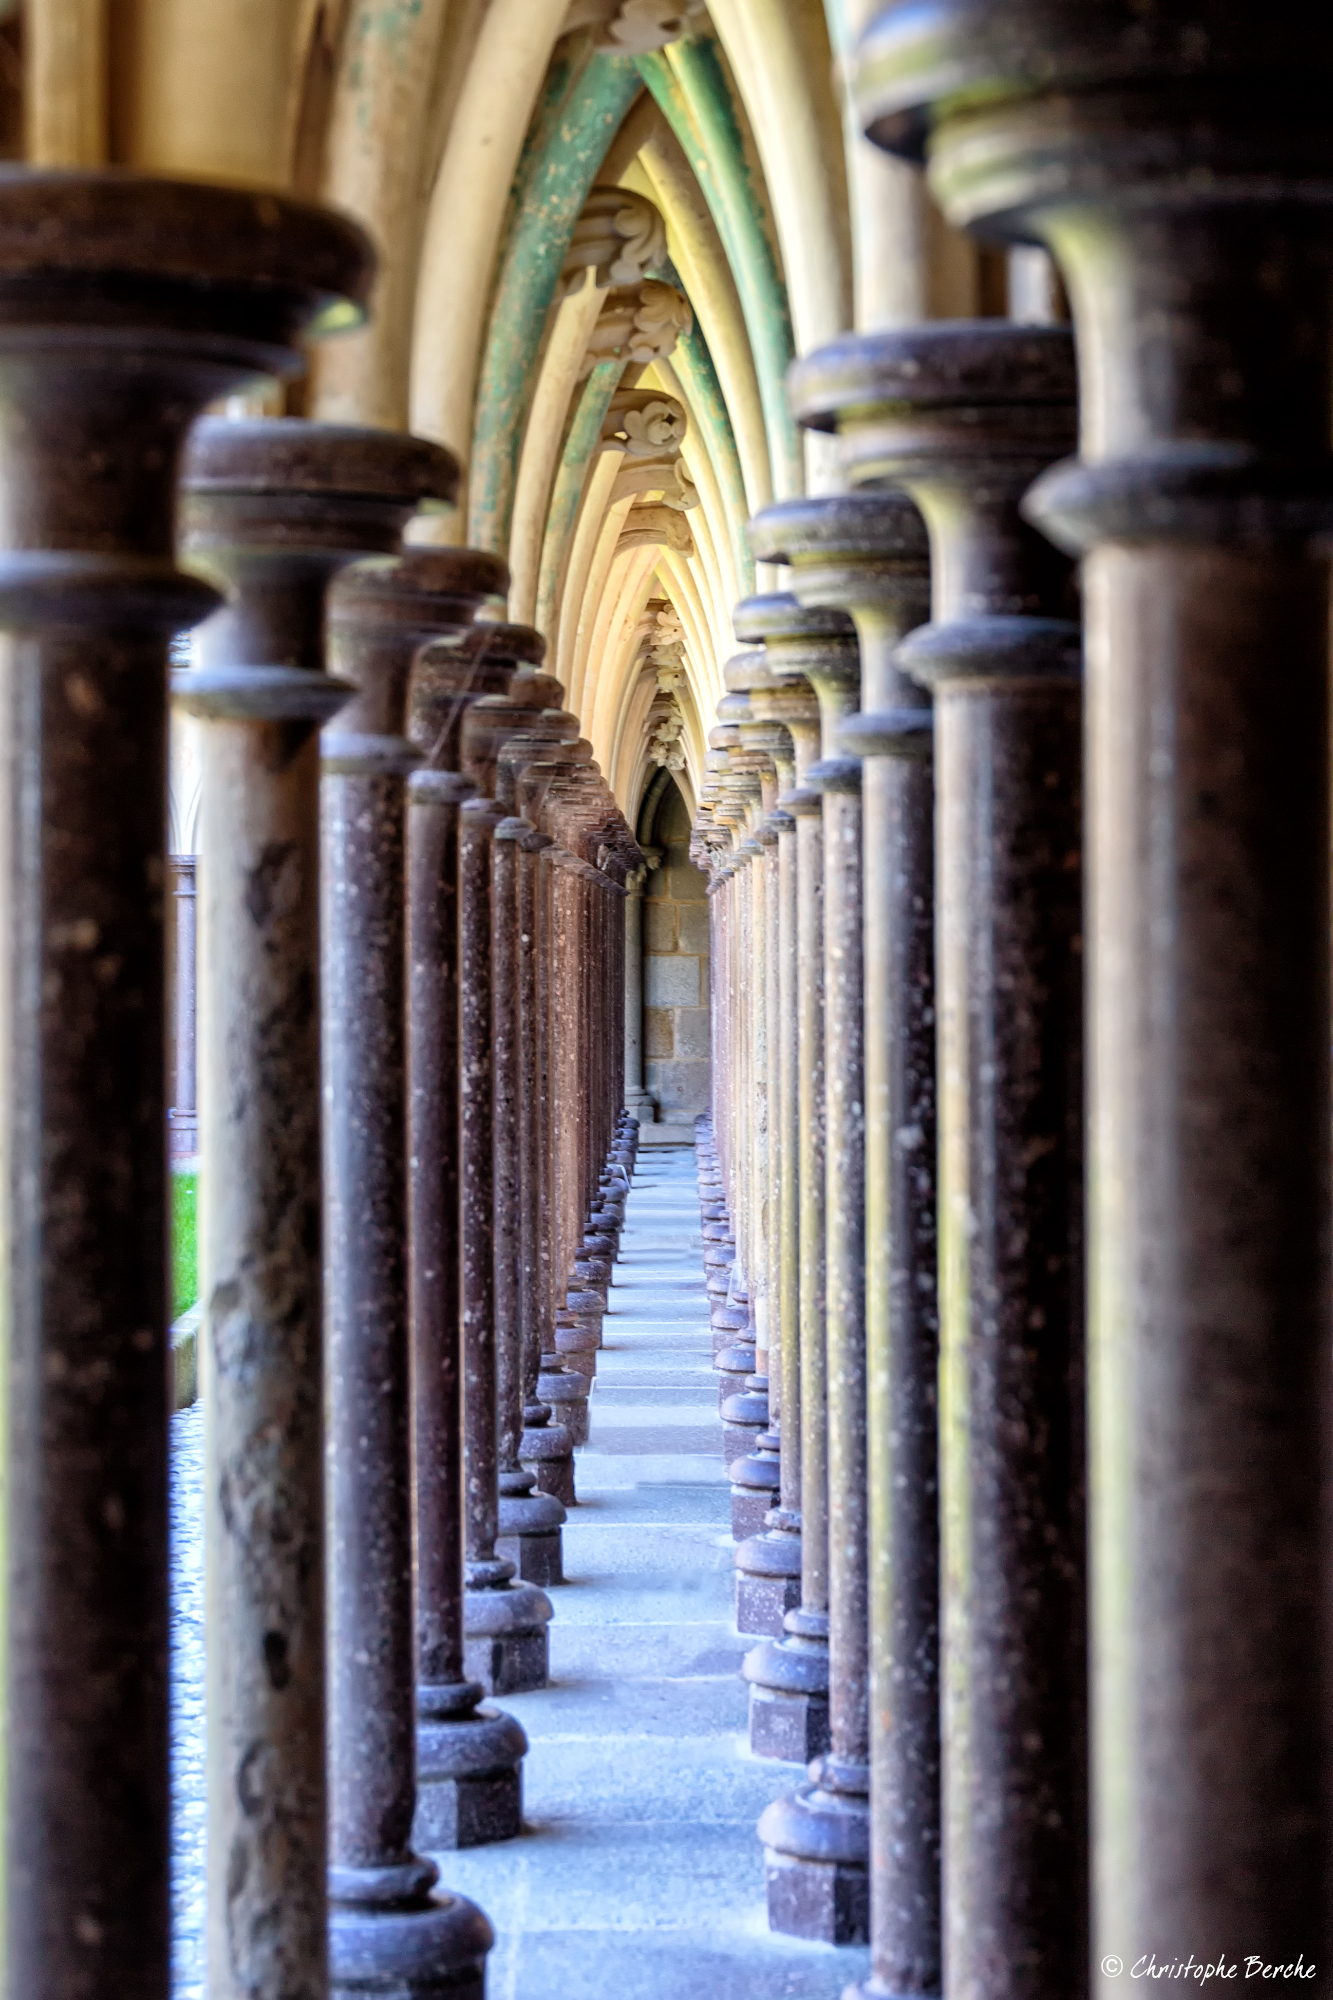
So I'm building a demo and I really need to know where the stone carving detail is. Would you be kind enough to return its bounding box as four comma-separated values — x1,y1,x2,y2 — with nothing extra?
561,0,709,52
583,277,693,380
561,186,691,382
562,187,667,298
618,503,695,555
599,389,698,510
643,605,689,771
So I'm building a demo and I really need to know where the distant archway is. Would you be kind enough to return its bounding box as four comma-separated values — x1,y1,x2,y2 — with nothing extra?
635,773,710,1126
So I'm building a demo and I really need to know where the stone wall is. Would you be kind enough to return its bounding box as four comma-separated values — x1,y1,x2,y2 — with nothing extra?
642,782,711,1122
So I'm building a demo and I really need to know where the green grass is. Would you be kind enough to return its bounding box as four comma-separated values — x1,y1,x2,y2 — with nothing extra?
171,1170,198,1322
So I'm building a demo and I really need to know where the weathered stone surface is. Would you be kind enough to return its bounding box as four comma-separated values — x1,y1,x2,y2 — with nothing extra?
645,953,700,1008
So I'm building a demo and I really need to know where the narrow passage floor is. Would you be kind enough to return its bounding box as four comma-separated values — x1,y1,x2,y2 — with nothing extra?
169,1142,869,1997
439,1141,870,1999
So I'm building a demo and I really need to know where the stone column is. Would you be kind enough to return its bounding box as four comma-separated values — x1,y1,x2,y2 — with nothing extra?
858,10,1333,1986
473,672,571,1590
402,604,534,1854
623,867,654,1122
738,601,833,1768
519,742,596,1502
177,419,456,1992
458,685,555,1697
864,323,1085,2000
495,704,583,1582
746,481,939,1994
0,174,370,2000
168,854,198,1159
729,653,803,1637
322,551,497,1991
746,558,870,1948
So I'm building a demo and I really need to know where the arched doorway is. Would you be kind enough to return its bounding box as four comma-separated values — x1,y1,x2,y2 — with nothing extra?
628,770,711,1134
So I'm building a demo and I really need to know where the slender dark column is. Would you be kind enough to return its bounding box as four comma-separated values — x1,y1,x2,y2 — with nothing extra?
519,742,595,1499
829,323,1085,2000
177,419,455,1992
459,691,554,1696
729,651,803,1636
795,325,1085,2000
748,482,940,1992
168,855,198,1159
402,602,534,1853
719,723,778,1509
747,558,870,1947
495,702,581,1582
857,12,1333,1988
322,552,498,1991
0,175,369,2000
739,606,833,1767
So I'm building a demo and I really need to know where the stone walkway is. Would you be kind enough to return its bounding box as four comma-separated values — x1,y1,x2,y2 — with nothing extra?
169,1140,868,1997
436,1143,868,1999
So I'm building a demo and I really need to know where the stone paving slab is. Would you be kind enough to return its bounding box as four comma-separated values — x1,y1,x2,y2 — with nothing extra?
473,1927,863,2000
591,1380,719,1405
586,1426,724,1457
541,1573,732,1629
427,1147,869,2000
544,1618,746,1684
493,1672,750,1739
563,1483,730,1524
573,1449,727,1486
589,1401,721,1425
557,1525,731,1577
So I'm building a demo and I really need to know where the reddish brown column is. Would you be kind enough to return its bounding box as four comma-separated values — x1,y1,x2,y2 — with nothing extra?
796,324,1086,2000
725,659,798,1615
519,740,596,1499
746,482,939,1992
401,600,537,1852
496,709,583,1558
178,419,456,1992
322,552,499,1988
860,7,1333,1989
459,688,554,1696
737,606,832,1767
747,561,870,1948
0,175,370,2000
490,687,580,1587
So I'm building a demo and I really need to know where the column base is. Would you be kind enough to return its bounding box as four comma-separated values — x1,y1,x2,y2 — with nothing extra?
497,1480,565,1585
715,1337,756,1393
463,1579,552,1694
413,1698,528,1850
553,1322,601,1367
734,1515,802,1635
536,1359,589,1445
330,1863,493,1997
520,1415,576,1506
743,1607,830,1762
723,1381,770,1465
729,1434,780,1540
757,1757,871,1945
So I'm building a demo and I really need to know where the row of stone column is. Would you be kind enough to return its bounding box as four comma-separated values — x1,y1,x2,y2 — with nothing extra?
697,2,1333,1990
693,313,1088,1988
0,168,642,2000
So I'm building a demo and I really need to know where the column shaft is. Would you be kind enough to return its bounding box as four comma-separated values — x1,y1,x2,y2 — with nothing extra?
179,418,455,1995
0,177,369,2000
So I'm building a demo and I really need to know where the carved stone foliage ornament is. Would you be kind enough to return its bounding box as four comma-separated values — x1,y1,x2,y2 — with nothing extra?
561,0,710,53
600,389,699,510
562,187,667,296
583,277,693,380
